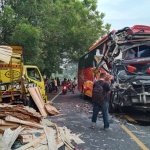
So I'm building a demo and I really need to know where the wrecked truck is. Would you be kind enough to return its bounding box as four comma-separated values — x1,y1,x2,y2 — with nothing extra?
90,25,150,111
0,45,47,109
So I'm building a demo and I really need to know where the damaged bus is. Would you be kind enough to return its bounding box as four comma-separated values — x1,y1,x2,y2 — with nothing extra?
78,25,150,111
109,25,150,111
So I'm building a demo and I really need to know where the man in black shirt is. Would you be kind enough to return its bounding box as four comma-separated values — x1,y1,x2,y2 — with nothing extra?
91,73,111,130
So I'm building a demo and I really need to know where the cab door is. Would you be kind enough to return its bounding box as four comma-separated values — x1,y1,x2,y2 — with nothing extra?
24,66,47,102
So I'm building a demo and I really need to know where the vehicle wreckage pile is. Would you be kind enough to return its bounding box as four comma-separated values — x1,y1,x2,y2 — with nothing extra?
0,103,84,150
0,85,84,149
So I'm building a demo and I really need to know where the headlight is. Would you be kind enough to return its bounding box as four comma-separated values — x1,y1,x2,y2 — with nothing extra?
8,84,21,90
16,85,21,89
1,85,5,91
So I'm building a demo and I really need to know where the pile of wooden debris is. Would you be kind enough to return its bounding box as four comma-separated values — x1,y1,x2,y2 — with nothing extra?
28,87,60,117
0,104,84,150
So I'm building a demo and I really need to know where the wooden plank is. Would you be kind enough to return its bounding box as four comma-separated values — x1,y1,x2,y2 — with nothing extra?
0,50,12,55
34,145,48,150
63,127,70,143
0,125,19,130
124,115,138,124
0,119,20,126
20,128,43,135
19,129,43,144
65,146,71,150
39,137,47,145
70,134,85,144
0,133,5,149
0,51,12,56
29,137,48,149
3,126,24,150
20,134,33,139
45,103,60,115
34,87,45,106
5,115,44,128
0,45,12,51
28,87,48,117
41,119,54,126
44,126,58,150
32,137,47,149
0,46,12,63
58,127,74,150
16,132,46,150
0,105,41,123
24,106,37,113
25,148,34,150
0,54,10,63
57,141,64,148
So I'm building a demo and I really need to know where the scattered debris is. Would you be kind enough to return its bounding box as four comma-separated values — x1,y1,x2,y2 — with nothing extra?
0,104,41,123
125,122,137,130
131,131,146,134
2,126,24,150
0,104,84,149
76,105,80,108
28,87,60,117
90,142,99,148
108,137,118,141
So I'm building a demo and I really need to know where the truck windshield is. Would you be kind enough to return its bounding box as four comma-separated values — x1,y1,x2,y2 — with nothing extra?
26,68,41,82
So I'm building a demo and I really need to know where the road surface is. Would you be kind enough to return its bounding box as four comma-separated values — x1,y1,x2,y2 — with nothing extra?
47,89,150,150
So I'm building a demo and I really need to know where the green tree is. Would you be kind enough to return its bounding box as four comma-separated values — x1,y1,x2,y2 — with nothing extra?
0,0,111,76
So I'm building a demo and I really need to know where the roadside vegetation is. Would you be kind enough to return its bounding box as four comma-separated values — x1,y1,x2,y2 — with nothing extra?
0,0,110,76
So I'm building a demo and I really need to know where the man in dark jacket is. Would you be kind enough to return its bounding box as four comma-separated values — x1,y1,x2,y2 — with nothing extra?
91,73,111,130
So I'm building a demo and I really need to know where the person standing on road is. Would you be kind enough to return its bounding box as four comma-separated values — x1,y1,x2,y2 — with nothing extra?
54,77,58,93
51,79,56,93
73,77,77,86
44,78,48,92
91,72,111,130
57,77,60,87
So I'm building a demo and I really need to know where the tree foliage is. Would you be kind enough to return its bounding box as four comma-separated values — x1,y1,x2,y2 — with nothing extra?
0,0,111,76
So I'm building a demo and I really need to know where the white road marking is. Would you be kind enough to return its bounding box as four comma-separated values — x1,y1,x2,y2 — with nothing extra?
51,91,62,102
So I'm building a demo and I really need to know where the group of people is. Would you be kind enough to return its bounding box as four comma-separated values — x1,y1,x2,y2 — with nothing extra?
62,78,77,86
44,77,77,93
44,77,60,93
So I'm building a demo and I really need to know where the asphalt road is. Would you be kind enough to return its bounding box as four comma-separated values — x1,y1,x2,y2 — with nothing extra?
47,89,150,150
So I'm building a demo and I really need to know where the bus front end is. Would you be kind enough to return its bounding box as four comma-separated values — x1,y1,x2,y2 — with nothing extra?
106,25,150,111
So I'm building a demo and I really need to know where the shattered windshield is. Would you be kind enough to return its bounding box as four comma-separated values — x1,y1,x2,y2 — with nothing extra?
119,41,150,59
115,41,150,75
